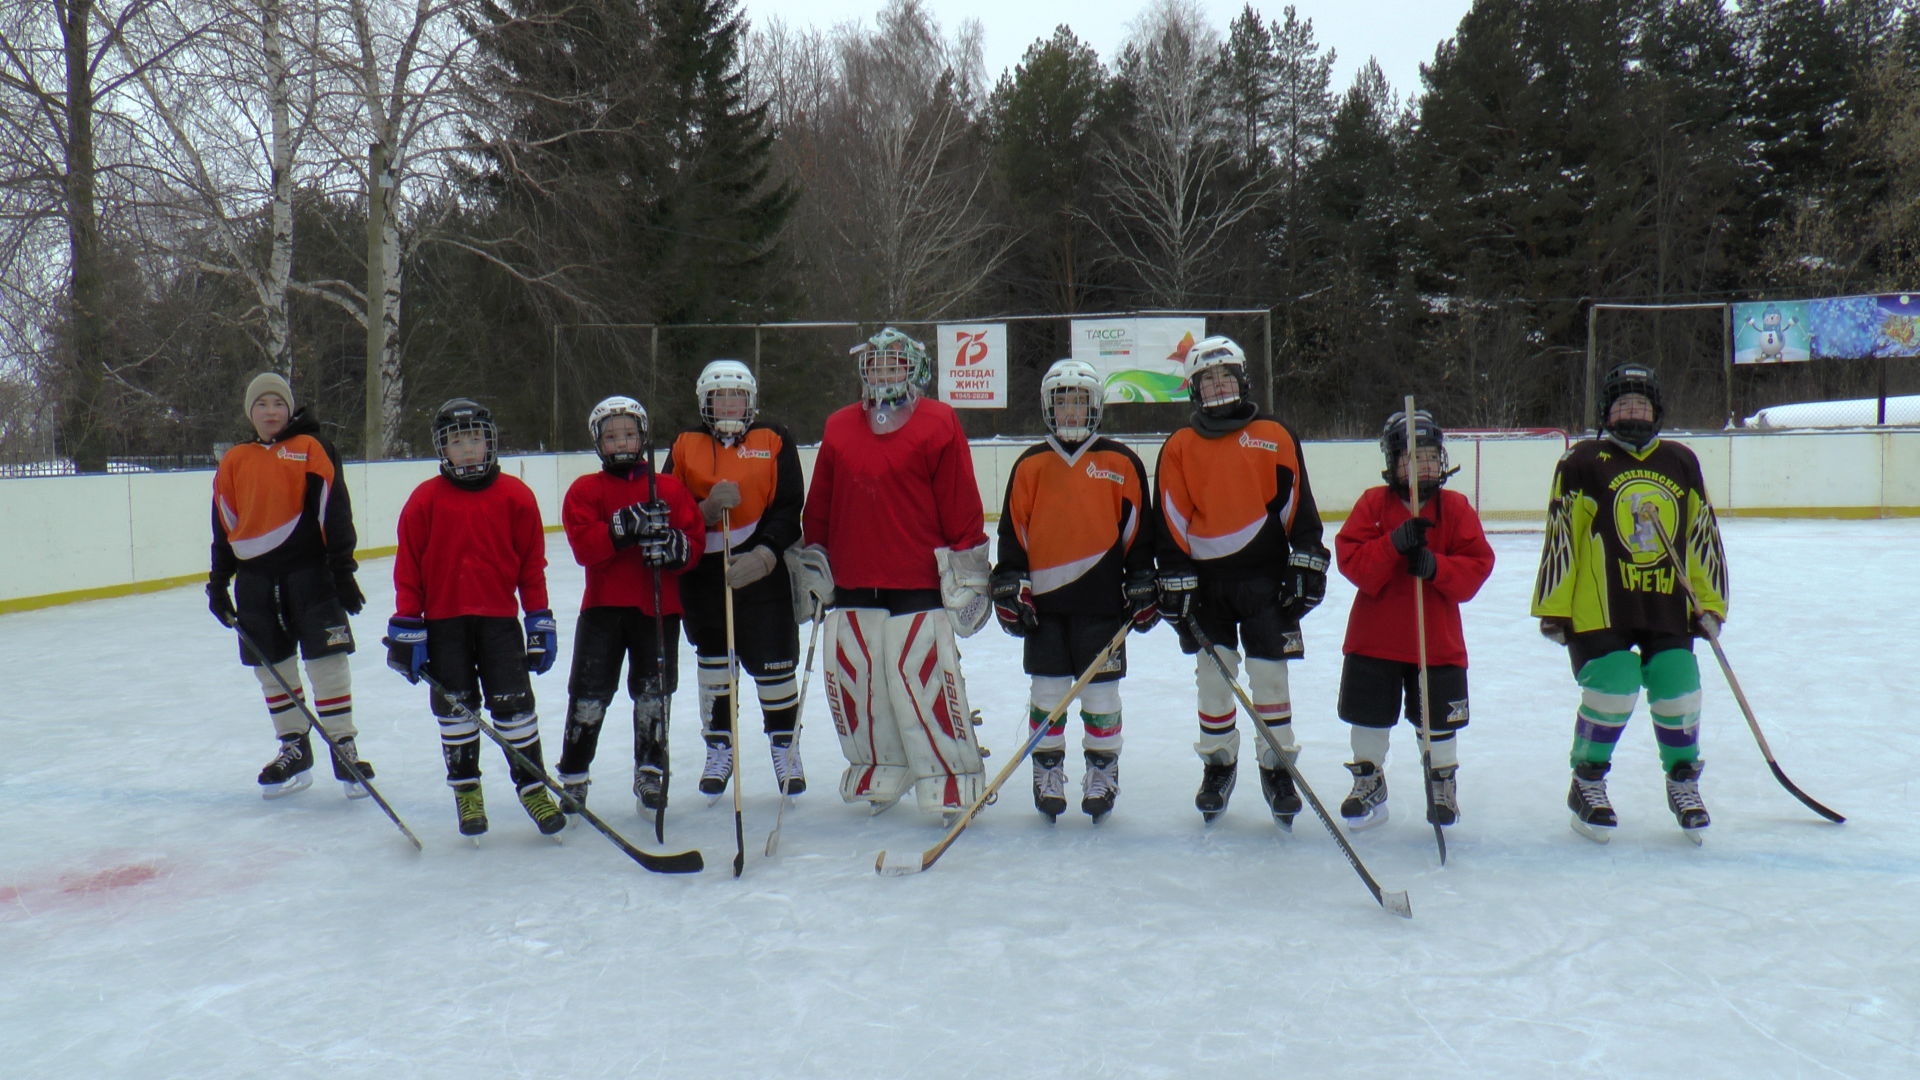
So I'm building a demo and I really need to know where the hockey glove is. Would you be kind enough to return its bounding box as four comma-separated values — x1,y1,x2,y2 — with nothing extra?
1539,616,1572,645
523,609,558,675
698,480,741,526
640,525,690,570
1407,547,1437,580
936,545,993,638
787,543,834,621
727,544,777,589
207,578,236,628
610,502,649,550
1283,550,1329,617
989,570,1039,637
385,616,428,684
1389,517,1434,554
333,568,366,616
1157,570,1200,625
1123,568,1160,633
1694,611,1723,639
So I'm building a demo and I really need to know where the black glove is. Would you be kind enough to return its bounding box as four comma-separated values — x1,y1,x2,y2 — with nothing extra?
333,569,365,615
640,525,689,569
207,578,236,627
1123,568,1160,634
610,502,649,550
1389,517,1433,554
1157,570,1199,624
1407,547,1436,580
1283,550,1328,617
990,570,1039,637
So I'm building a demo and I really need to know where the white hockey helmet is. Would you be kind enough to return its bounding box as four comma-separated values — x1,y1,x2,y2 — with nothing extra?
1040,359,1103,442
696,359,757,438
1182,335,1250,412
587,394,648,468
851,327,928,410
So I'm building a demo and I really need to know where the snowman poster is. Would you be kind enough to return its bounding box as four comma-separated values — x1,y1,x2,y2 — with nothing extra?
1732,300,1813,364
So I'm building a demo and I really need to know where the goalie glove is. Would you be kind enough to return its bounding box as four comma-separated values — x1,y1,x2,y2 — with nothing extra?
785,543,834,622
989,570,1039,637
935,544,992,638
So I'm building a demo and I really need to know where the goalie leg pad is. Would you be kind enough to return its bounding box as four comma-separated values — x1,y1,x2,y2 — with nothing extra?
824,608,912,809
882,610,986,814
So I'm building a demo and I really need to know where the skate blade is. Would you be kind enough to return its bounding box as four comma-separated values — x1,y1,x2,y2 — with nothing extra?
340,780,372,800
1681,825,1707,846
1570,815,1615,844
1343,805,1389,832
1200,809,1224,824
260,772,313,800
703,792,724,806
1087,811,1112,824
1271,812,1297,834
636,799,661,822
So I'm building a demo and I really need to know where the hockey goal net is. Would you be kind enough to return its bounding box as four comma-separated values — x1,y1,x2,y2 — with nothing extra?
1447,428,1571,530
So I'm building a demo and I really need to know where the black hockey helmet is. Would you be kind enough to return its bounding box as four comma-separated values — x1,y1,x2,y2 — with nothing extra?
1379,409,1456,498
1600,362,1663,448
432,397,499,488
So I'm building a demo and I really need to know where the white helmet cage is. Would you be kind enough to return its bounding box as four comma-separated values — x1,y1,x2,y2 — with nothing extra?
587,395,649,468
851,327,929,409
1182,335,1250,410
696,359,758,438
1040,359,1103,442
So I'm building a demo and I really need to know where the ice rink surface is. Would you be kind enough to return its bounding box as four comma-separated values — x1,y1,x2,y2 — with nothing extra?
3,519,1916,1078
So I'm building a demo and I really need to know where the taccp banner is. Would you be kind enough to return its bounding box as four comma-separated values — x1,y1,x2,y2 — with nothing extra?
1070,317,1206,402
936,323,1007,408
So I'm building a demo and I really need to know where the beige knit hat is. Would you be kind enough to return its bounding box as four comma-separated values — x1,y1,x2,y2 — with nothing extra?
243,372,295,418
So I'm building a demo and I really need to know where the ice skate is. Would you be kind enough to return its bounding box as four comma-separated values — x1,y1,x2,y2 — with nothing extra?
1258,747,1302,832
1426,765,1459,827
1195,750,1237,822
1031,749,1067,822
519,785,566,836
1568,761,1617,843
698,734,733,802
633,764,666,819
1666,759,1710,843
258,731,314,799
1081,751,1119,822
769,733,806,797
1341,761,1389,831
557,771,590,815
454,783,488,838
329,736,374,800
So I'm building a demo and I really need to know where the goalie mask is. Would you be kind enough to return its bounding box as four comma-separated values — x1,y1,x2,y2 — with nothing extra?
1379,408,1456,500
696,359,757,441
432,397,499,488
588,395,648,471
1601,361,1663,449
1041,359,1103,444
1183,335,1252,416
852,327,928,434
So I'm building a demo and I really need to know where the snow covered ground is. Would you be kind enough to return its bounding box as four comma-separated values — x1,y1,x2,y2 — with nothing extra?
3,519,1915,1079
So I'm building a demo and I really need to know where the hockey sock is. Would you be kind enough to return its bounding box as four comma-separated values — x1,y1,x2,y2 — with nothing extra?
1572,650,1640,767
1643,648,1703,771
755,673,799,735
697,655,731,732
1080,710,1122,754
1246,657,1295,764
1427,733,1459,769
1028,705,1067,753
305,653,356,741
557,696,608,776
1195,645,1239,720
1349,724,1391,767
493,701,543,787
252,658,307,738
443,737,481,785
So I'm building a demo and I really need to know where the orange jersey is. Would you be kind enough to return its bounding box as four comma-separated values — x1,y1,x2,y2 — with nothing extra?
663,421,804,558
1155,415,1324,577
211,415,356,578
996,438,1155,613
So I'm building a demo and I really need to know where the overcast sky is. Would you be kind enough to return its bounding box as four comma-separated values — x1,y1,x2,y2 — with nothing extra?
756,1,1479,106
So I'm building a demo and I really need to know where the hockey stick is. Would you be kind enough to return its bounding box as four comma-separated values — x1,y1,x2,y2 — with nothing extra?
416,668,704,873
1184,618,1413,918
642,452,671,843
876,620,1132,877
1403,396,1447,865
1639,506,1845,824
765,597,823,856
721,513,747,878
232,623,422,852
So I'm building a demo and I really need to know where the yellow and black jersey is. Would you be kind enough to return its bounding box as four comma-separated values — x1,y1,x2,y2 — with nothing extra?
1531,436,1727,635
996,437,1155,614
211,409,356,579
664,420,804,559
1155,415,1324,577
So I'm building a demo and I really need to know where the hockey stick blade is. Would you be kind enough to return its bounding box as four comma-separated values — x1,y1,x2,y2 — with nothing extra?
875,849,931,876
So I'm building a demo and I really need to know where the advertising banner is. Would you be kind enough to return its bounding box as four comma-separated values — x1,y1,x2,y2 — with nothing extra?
1732,301,1812,364
1734,294,1920,362
1070,317,1207,403
936,323,1007,408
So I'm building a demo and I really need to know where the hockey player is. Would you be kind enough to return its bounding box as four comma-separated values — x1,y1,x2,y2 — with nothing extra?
1332,410,1494,830
553,396,705,818
208,371,373,799
663,360,808,801
990,359,1157,822
386,399,564,838
1154,335,1329,827
1533,361,1728,843
799,327,991,821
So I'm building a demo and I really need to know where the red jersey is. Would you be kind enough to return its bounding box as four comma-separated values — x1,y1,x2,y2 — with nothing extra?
802,399,987,590
393,473,550,620
1335,486,1494,667
561,465,705,614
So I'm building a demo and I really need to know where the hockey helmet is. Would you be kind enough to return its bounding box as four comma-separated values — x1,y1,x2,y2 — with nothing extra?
1600,362,1663,448
851,327,929,409
1182,335,1250,413
1379,408,1455,499
696,359,757,439
587,395,648,469
432,397,499,487
1041,359,1103,443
